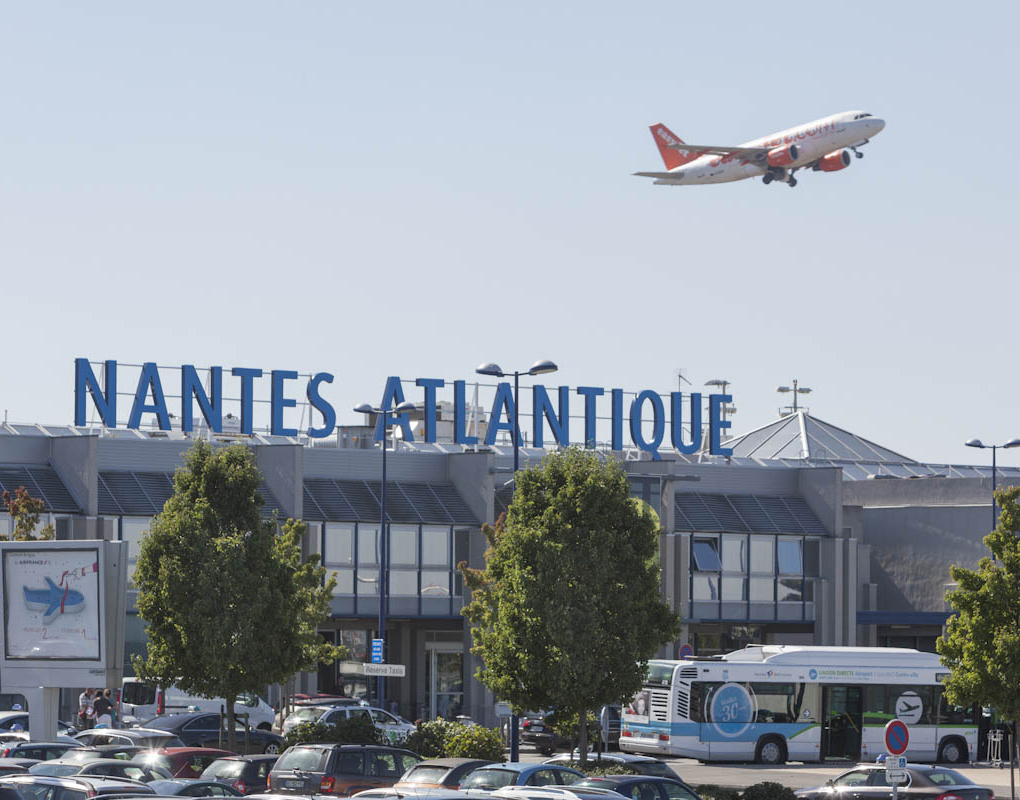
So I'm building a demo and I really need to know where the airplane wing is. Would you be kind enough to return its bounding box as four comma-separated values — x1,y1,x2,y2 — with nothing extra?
633,171,684,180
668,143,772,161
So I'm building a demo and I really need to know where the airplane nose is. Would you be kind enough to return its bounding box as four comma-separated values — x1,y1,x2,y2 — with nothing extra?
871,118,886,134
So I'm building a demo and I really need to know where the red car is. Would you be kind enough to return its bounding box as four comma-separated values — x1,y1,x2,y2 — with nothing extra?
135,747,237,779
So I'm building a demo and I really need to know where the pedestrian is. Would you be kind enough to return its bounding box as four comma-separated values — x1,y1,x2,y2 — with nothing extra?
104,689,118,728
94,688,113,727
78,688,95,730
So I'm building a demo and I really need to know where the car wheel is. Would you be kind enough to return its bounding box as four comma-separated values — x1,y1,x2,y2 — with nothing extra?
756,736,786,765
539,747,554,756
264,742,281,754
938,738,965,764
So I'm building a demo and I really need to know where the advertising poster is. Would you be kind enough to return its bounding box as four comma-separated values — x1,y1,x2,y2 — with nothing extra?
623,689,651,722
3,547,102,660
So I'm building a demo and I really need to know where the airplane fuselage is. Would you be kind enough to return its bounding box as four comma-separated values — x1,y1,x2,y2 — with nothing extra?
662,110,885,185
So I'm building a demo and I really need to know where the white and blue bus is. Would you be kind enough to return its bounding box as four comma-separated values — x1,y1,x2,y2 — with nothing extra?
619,646,980,765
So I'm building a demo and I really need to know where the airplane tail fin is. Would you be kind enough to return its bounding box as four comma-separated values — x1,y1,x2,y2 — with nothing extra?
649,123,698,170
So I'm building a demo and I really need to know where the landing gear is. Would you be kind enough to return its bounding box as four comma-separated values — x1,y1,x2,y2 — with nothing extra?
788,176,797,187
851,146,864,159
763,173,774,185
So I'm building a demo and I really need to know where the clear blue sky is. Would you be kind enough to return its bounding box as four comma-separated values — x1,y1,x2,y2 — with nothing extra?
2,2,1017,467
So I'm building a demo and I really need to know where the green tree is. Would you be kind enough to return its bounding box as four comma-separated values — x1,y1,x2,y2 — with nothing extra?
939,485,1020,793
461,448,679,765
2,486,55,540
133,441,341,749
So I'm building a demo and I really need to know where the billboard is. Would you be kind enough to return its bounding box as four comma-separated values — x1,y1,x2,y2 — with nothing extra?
3,546,102,660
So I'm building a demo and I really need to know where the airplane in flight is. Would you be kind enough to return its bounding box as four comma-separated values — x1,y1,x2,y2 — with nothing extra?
635,110,885,188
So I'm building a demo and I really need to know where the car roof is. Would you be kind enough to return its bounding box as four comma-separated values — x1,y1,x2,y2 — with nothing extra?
410,758,492,768
475,764,581,775
150,748,236,756
579,776,682,785
0,774,151,788
211,754,278,763
545,753,661,764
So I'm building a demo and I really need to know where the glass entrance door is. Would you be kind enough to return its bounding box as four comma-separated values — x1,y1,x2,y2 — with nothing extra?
425,647,463,720
822,686,863,760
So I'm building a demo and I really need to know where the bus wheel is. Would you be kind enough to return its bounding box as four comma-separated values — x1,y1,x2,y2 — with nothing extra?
938,738,966,764
756,736,786,765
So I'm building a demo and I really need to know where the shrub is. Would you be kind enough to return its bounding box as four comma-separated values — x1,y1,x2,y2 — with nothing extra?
402,719,459,758
444,724,505,761
283,717,382,749
695,785,741,800
562,760,637,776
741,782,798,800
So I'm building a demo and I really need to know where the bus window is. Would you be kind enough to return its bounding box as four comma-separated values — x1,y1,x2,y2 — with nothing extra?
937,688,976,724
750,683,796,723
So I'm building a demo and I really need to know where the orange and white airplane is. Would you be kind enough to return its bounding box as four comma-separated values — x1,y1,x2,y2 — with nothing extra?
635,110,885,187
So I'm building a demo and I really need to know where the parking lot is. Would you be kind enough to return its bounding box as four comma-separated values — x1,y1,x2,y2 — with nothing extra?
518,746,1017,793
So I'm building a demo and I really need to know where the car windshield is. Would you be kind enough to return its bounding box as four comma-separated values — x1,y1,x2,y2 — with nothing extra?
60,751,104,765
28,763,79,776
635,763,675,778
289,708,324,724
400,766,449,784
202,761,245,779
926,769,972,786
273,747,329,772
16,787,87,800
136,734,183,748
462,769,519,789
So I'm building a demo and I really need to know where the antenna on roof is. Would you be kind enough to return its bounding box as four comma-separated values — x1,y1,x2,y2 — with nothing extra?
677,369,691,391
777,379,812,416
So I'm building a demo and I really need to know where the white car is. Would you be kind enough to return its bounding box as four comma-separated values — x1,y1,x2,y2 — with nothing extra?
280,704,415,743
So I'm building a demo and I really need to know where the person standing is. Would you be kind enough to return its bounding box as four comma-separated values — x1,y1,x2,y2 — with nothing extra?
94,689,113,727
78,688,94,730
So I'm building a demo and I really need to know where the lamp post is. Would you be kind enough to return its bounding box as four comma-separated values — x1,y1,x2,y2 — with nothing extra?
353,400,417,711
965,437,1020,531
776,379,812,416
475,358,557,761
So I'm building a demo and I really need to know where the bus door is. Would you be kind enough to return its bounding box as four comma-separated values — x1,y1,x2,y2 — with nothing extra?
822,686,863,761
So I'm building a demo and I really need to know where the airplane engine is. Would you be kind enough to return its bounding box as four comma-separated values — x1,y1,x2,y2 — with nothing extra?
815,149,852,172
766,144,799,167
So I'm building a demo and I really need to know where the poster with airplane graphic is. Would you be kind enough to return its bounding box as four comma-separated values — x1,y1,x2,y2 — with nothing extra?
3,546,102,660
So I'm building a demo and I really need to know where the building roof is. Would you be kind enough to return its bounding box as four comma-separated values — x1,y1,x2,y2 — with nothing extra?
723,411,914,462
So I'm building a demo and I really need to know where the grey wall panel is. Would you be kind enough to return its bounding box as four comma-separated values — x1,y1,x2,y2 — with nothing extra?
304,448,450,483
844,476,995,507
50,435,99,516
862,504,989,613
0,436,50,464
97,439,194,471
679,464,800,495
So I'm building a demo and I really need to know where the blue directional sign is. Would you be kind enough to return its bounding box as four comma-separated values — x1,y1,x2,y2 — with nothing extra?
371,638,384,664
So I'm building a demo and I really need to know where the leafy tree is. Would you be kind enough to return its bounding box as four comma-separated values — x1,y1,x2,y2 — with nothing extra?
133,441,341,749
461,448,679,765
444,724,504,760
2,486,55,540
283,717,381,749
939,485,1020,792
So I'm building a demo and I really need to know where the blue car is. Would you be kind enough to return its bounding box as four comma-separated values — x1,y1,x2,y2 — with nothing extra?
459,763,585,791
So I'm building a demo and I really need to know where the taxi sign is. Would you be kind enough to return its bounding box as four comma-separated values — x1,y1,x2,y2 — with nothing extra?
885,719,909,756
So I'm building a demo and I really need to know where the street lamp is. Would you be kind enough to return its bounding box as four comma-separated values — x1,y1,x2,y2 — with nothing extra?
776,379,812,415
353,399,417,711
474,358,557,762
965,437,1020,531
704,379,737,423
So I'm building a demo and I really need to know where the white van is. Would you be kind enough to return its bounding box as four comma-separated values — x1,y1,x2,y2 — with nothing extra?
120,678,275,730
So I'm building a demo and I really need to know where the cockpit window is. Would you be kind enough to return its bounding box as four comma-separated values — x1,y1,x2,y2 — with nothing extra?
853,113,873,120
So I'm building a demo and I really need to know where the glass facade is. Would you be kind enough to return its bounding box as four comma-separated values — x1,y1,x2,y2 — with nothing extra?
689,532,820,620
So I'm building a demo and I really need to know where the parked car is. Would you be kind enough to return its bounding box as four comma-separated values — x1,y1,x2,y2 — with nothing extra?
30,758,172,782
520,714,570,756
543,753,680,780
0,713,79,737
0,774,157,800
266,743,421,795
135,749,238,779
121,680,276,731
0,742,83,761
459,763,586,791
200,755,278,795
794,764,994,800
492,787,626,800
0,758,38,776
280,705,413,744
574,775,702,800
76,729,185,750
394,757,494,789
140,714,284,755
56,746,148,764
147,779,243,796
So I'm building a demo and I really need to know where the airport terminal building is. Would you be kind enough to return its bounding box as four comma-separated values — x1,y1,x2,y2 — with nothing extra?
0,363,1012,725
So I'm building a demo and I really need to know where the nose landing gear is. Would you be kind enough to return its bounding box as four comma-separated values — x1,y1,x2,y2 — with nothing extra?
851,146,864,159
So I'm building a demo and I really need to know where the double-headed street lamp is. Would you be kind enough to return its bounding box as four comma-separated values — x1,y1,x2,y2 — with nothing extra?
353,399,416,710
965,437,1020,531
474,358,557,762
